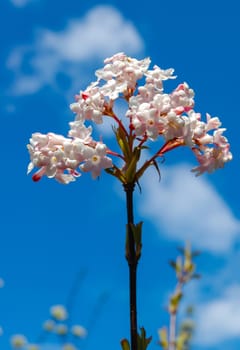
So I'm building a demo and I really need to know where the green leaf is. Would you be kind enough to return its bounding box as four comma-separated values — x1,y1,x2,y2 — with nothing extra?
125,147,141,183
169,291,182,314
158,327,168,349
105,166,126,183
121,339,130,350
130,222,143,260
151,159,161,181
137,327,152,350
114,126,131,162
176,331,189,350
169,260,177,270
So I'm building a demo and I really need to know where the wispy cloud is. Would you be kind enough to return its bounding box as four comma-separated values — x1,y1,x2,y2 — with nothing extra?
6,5,144,95
194,284,240,345
137,163,240,254
10,0,34,7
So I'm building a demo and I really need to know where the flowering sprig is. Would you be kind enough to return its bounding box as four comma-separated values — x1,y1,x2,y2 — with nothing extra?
158,244,200,350
27,53,232,350
27,52,232,184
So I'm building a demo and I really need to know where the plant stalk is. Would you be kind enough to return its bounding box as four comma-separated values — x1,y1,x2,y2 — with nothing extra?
123,182,138,350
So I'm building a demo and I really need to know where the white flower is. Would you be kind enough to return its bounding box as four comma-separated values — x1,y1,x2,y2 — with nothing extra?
170,82,195,111
145,65,176,90
71,324,87,338
70,84,105,124
206,112,222,131
192,145,232,176
27,344,40,350
62,343,77,350
68,120,93,142
163,111,186,141
27,133,82,184
132,103,162,140
43,319,55,331
55,324,68,335
10,334,28,348
96,52,150,99
50,305,68,321
81,143,113,179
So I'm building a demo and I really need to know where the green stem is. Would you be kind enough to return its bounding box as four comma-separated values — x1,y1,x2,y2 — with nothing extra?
123,182,138,350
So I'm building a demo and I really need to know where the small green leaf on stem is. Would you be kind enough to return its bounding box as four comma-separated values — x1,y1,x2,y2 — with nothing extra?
130,222,143,260
169,291,182,314
114,126,131,162
125,147,141,183
158,327,168,349
137,327,152,350
152,159,161,181
121,338,131,350
169,260,177,270
176,331,189,350
105,166,126,183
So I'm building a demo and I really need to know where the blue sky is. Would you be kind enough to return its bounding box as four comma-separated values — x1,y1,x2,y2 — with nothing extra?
1,0,240,349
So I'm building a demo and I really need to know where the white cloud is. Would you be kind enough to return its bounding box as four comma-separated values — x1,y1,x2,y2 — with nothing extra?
39,6,143,61
7,5,144,95
137,163,240,253
10,0,33,7
195,284,240,345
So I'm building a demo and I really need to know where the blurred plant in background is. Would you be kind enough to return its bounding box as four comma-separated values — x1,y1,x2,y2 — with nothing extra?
9,270,108,350
158,244,200,350
10,303,87,350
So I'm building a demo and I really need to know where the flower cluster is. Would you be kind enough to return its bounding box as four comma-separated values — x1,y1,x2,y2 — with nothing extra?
42,304,87,339
27,53,232,184
10,304,87,350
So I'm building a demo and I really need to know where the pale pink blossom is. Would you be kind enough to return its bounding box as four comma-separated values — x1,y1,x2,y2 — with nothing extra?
70,83,105,124
130,102,164,140
27,53,232,182
152,93,172,114
27,132,112,183
213,128,229,147
163,111,187,141
96,52,150,99
206,113,222,131
145,65,176,90
80,143,113,179
68,120,93,142
192,145,232,176
170,82,195,112
27,133,81,184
